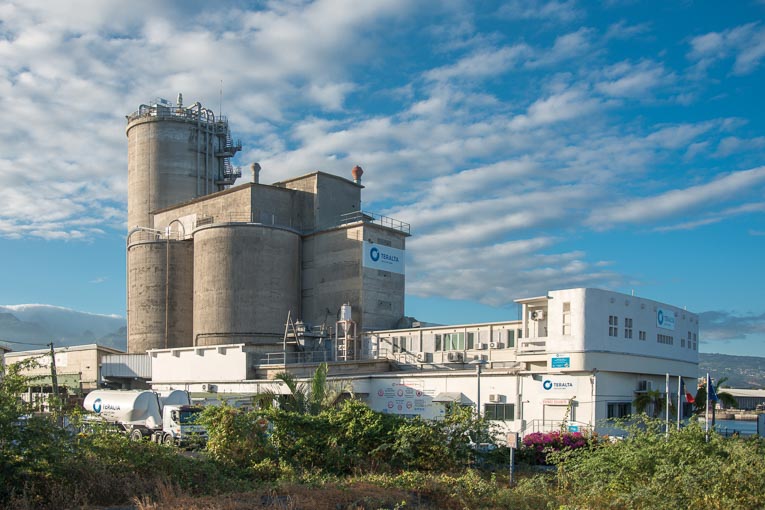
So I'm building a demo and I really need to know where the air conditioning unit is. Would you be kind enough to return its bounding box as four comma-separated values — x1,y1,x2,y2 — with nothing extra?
416,352,423,361
201,384,207,391
489,394,501,403
637,380,652,392
531,310,545,321
489,342,496,348
477,343,487,350
496,343,504,349
447,352,463,362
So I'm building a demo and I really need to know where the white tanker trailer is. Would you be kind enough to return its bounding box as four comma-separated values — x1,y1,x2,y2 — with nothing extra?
83,389,205,445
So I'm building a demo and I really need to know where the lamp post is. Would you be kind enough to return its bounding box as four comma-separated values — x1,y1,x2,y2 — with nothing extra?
469,359,488,417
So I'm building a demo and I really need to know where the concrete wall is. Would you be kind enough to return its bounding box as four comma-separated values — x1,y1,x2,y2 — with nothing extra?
361,224,406,331
152,185,254,233
127,116,220,229
301,225,363,331
193,224,301,346
127,239,194,353
150,344,253,383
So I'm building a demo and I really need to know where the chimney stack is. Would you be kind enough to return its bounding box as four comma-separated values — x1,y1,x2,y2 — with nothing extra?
251,162,261,184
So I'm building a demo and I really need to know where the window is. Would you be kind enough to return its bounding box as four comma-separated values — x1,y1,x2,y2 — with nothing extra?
639,331,646,341
607,402,631,419
467,332,475,350
517,328,522,339
657,334,674,345
392,337,399,353
562,302,571,335
681,337,686,348
444,333,464,351
609,315,619,337
435,334,442,351
506,329,515,348
624,317,633,339
484,403,515,421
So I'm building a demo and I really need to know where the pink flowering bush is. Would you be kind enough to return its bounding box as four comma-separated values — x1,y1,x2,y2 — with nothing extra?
521,431,591,465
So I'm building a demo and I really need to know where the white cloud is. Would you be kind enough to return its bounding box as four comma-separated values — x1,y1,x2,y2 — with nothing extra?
497,0,583,24
587,166,765,228
424,44,531,82
595,60,674,99
688,22,765,75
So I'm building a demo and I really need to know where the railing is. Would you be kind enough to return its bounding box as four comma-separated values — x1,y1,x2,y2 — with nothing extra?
127,227,184,244
260,350,333,365
334,211,410,235
518,339,547,353
520,419,593,435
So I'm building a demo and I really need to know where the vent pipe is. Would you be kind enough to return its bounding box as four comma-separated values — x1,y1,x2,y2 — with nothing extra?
351,165,363,184
250,162,261,184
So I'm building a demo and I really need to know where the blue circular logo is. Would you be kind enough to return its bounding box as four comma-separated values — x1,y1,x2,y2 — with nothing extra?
658,310,664,325
543,380,553,390
93,398,102,413
370,247,380,262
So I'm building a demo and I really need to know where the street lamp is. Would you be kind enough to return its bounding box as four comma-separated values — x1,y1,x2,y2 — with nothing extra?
469,358,488,417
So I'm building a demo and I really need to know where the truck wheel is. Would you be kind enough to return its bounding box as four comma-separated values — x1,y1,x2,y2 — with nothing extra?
129,429,143,442
163,433,175,446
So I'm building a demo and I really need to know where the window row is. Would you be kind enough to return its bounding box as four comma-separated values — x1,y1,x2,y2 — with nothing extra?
484,403,515,421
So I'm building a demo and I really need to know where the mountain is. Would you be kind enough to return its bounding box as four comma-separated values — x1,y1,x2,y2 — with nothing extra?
0,305,126,352
699,353,765,389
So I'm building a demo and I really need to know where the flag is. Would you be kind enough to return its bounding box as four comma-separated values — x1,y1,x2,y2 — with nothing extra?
707,374,719,402
681,379,695,404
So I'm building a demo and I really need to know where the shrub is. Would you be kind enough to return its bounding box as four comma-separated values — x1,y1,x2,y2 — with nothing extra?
521,430,590,465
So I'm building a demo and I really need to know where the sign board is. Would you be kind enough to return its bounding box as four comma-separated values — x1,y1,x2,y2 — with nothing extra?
506,432,519,449
568,425,579,433
657,308,676,330
551,356,570,368
362,242,405,275
543,399,571,405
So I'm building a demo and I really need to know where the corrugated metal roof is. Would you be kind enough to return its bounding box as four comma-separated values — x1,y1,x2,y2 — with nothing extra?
101,354,151,379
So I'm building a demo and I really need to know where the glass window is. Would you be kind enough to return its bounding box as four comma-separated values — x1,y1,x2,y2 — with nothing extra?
444,332,465,350
467,332,475,350
506,329,515,348
608,315,619,337
435,334,442,352
484,403,515,421
562,302,571,335
607,402,631,419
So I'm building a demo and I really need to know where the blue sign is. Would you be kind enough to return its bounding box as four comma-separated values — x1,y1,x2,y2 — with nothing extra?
543,380,553,390
568,425,579,432
551,357,570,368
93,398,102,413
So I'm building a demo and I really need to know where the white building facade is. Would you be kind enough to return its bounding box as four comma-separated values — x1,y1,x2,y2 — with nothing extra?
148,288,699,436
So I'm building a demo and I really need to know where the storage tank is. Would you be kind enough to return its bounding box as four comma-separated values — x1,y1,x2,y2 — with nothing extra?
84,390,163,427
192,223,300,347
126,100,241,229
127,235,194,353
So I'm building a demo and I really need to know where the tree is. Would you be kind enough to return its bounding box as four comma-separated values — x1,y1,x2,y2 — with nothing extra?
633,389,668,418
694,376,738,414
264,362,352,415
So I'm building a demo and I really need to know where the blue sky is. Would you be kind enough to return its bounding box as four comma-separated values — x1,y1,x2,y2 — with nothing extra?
0,0,763,355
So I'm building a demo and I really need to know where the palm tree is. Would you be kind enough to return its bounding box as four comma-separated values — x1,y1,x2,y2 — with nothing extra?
262,362,353,415
694,377,738,414
633,389,667,418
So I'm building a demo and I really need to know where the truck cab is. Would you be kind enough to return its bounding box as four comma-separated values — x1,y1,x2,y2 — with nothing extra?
159,404,205,445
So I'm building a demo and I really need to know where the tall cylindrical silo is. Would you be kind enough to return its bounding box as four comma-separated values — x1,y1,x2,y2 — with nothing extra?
127,236,194,353
192,223,300,347
126,101,241,230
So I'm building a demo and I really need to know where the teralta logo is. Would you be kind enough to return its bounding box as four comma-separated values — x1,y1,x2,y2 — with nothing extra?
370,247,380,261
370,246,398,263
93,398,120,413
93,398,102,413
543,380,574,391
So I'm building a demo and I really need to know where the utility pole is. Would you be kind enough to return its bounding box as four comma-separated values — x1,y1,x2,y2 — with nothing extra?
48,342,60,418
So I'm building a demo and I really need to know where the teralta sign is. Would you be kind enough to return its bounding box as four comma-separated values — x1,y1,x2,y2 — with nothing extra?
362,241,405,274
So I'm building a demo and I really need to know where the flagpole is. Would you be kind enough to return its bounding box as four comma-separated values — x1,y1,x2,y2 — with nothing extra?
677,375,681,430
665,373,670,438
705,372,710,441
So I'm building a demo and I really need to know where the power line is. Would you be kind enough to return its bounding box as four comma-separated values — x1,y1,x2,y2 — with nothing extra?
0,338,50,347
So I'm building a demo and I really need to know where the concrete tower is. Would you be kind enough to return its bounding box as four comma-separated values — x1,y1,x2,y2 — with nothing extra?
125,97,241,230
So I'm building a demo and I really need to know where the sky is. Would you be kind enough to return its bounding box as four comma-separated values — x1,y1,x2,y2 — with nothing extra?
0,0,763,355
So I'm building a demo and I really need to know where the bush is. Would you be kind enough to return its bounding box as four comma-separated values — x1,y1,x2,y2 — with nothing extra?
520,430,590,465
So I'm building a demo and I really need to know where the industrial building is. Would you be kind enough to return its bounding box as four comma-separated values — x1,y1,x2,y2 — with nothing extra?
2,95,702,436
126,96,408,358
120,96,700,435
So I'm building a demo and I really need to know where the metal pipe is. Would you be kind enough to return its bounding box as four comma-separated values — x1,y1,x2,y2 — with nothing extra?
196,102,201,197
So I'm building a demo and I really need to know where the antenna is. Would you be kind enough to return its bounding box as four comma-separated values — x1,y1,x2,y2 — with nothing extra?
219,80,223,118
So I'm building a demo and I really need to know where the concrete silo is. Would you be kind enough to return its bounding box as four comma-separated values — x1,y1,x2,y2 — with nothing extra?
192,223,301,349
126,231,194,353
126,96,241,230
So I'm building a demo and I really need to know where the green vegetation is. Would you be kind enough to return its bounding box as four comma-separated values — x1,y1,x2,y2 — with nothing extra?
3,359,765,509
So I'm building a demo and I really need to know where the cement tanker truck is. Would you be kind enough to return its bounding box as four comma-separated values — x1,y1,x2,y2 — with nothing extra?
83,389,205,445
